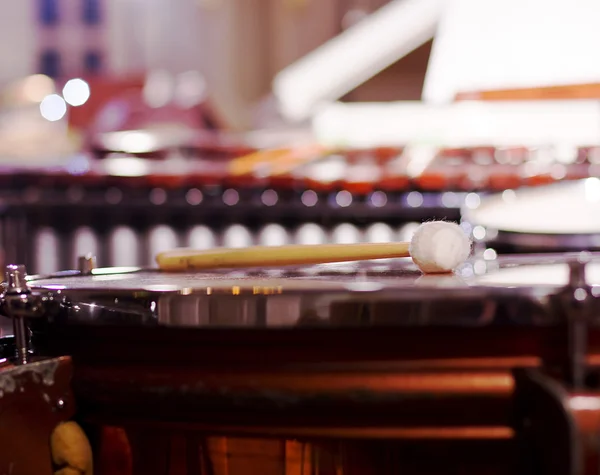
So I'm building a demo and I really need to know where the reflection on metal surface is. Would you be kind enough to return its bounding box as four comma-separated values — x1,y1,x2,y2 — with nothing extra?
24,253,600,329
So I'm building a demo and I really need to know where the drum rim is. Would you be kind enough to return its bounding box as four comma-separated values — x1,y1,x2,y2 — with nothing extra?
23,253,600,298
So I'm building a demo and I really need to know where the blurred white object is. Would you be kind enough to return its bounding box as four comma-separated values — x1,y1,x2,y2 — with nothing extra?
273,0,443,122
466,178,600,235
312,100,600,148
424,0,600,103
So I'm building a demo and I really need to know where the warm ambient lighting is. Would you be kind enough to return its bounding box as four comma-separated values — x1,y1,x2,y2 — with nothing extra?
21,74,55,103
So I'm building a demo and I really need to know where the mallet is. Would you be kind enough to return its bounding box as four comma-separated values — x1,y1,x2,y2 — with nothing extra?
156,221,472,274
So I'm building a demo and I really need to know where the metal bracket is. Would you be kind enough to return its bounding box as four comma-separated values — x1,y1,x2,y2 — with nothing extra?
0,265,58,365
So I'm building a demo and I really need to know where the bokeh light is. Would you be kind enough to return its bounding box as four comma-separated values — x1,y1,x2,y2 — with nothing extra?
21,74,55,103
39,94,67,121
62,78,91,106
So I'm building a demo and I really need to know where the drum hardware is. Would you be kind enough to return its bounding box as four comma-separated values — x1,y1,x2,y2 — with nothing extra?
77,254,96,275
1,264,60,365
563,256,594,389
513,365,600,475
513,369,577,475
511,255,600,475
0,264,87,475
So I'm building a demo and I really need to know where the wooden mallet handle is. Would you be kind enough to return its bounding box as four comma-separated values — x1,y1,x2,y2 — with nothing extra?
156,242,411,271
155,222,472,274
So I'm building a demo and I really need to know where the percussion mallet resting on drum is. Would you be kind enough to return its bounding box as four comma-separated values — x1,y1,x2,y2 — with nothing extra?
156,221,471,274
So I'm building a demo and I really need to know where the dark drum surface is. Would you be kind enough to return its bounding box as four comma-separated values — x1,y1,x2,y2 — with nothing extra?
22,254,600,474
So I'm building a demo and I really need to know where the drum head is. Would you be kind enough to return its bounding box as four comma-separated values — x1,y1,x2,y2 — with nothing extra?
464,178,600,250
26,254,600,328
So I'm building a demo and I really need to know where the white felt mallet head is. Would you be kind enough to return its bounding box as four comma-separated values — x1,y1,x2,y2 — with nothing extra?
409,221,472,273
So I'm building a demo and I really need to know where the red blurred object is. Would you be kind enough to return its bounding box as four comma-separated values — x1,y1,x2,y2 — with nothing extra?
64,76,231,158
89,90,225,137
66,76,145,132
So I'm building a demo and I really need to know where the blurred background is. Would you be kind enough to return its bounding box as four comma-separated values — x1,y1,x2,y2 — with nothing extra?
2,0,600,274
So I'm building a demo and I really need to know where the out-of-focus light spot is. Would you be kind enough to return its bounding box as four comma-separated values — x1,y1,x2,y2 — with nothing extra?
502,189,517,203
23,187,41,203
473,260,487,275
472,225,486,240
464,192,481,209
62,78,90,106
585,177,600,202
222,189,239,206
588,148,600,164
370,191,387,207
305,156,346,182
460,264,474,278
472,149,493,165
40,94,67,121
104,156,150,177
460,221,473,234
105,187,123,204
570,396,600,411
21,74,55,103
554,144,578,164
174,71,207,108
335,190,352,207
331,223,361,243
258,224,288,247
261,189,278,206
295,223,326,245
574,288,588,302
522,161,539,178
550,164,566,180
186,188,203,205
103,131,158,154
483,248,497,261
149,188,167,205
301,190,318,207
96,101,128,130
65,155,91,175
365,222,393,243
406,191,423,208
143,70,174,108
441,192,459,208
398,222,420,242
66,187,84,202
